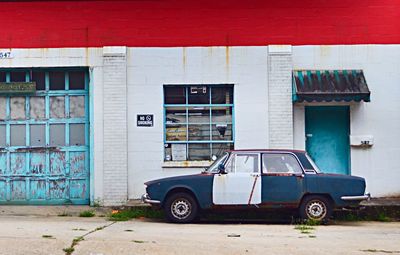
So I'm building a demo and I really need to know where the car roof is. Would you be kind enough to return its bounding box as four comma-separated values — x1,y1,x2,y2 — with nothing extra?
229,149,306,154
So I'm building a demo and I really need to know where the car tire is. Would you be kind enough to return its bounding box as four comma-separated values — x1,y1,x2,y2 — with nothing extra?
299,195,332,222
164,192,199,223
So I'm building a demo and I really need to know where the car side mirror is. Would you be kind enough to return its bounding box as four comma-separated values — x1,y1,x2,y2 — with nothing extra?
218,164,227,174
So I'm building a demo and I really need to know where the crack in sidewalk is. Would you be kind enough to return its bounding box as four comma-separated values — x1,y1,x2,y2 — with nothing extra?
63,221,117,255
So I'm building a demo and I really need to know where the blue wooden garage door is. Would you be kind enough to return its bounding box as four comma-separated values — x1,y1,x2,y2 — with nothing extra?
0,68,89,204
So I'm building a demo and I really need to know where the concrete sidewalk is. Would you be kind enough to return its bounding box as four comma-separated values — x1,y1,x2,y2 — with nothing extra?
0,197,399,218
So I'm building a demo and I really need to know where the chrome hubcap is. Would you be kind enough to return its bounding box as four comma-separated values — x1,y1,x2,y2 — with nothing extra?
306,200,326,220
171,198,191,220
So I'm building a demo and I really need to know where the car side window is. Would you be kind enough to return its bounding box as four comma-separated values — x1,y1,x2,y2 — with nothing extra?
225,153,259,174
262,153,303,174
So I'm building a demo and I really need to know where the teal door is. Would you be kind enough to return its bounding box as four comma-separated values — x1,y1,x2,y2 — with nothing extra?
0,68,90,204
305,106,350,175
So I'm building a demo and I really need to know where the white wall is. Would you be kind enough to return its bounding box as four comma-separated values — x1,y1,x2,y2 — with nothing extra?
292,45,400,197
126,47,270,198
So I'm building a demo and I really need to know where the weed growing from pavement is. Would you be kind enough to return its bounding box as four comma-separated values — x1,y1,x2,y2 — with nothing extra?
62,222,115,255
79,210,95,217
42,235,55,239
108,208,163,221
63,247,74,255
361,249,400,253
132,240,147,243
294,219,319,235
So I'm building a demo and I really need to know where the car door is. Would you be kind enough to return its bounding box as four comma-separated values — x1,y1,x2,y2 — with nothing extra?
261,153,305,206
213,153,261,205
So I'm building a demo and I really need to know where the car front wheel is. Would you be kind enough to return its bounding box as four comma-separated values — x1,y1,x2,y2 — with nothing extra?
164,192,198,223
299,195,332,222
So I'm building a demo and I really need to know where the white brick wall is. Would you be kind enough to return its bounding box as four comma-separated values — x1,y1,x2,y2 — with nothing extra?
102,47,128,205
267,47,294,149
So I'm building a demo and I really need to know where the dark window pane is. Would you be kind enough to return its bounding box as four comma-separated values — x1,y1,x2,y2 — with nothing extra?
212,143,233,158
0,72,6,82
188,124,210,141
188,86,209,104
69,124,85,146
211,107,232,123
188,143,210,160
30,125,45,146
50,124,65,146
164,86,186,104
69,71,85,90
49,71,65,90
11,124,26,146
212,124,232,141
10,71,26,82
211,86,233,104
166,107,186,124
32,71,45,90
188,107,210,123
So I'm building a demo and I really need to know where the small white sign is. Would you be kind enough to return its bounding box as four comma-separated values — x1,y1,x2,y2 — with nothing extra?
171,144,187,161
0,51,13,59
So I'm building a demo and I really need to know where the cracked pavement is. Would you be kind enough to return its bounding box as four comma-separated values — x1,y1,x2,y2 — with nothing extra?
0,216,399,255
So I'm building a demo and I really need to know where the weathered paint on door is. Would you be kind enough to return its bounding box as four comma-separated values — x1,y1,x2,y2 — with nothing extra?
0,68,89,204
213,153,261,205
305,106,350,175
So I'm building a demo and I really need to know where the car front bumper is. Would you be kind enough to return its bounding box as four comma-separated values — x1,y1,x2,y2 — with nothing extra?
341,193,371,201
141,193,161,204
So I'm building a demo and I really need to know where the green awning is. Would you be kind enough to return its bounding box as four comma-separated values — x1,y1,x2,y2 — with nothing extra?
292,70,371,103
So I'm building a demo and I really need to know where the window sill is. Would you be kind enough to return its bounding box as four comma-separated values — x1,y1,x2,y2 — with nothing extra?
162,160,213,168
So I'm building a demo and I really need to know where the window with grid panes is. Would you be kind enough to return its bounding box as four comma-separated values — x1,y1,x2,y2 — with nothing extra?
164,85,234,161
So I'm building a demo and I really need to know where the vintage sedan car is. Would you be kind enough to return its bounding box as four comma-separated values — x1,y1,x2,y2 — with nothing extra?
142,150,370,223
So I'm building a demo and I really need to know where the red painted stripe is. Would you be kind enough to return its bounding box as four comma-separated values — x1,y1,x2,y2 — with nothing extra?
247,175,259,205
0,0,399,48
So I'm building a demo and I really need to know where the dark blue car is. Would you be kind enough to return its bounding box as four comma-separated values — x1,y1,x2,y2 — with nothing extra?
142,150,370,223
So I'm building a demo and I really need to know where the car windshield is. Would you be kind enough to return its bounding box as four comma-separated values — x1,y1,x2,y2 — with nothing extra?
305,153,322,173
206,153,229,173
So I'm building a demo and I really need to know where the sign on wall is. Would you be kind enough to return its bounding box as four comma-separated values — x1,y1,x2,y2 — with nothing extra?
137,114,154,127
0,51,13,59
0,82,36,94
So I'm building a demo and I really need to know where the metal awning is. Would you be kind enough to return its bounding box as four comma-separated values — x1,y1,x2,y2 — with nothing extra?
292,70,371,103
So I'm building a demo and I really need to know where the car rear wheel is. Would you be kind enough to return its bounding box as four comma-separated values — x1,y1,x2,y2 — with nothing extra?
299,195,332,222
164,192,198,223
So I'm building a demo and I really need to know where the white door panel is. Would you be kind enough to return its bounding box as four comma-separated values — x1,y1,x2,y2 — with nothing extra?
213,173,261,205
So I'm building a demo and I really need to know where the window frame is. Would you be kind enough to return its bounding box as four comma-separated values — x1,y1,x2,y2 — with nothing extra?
261,152,305,175
225,152,261,174
163,84,234,161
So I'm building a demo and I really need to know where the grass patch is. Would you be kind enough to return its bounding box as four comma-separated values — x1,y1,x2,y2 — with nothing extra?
58,212,71,217
108,208,163,221
42,235,55,239
294,224,315,235
309,235,317,238
79,210,95,217
376,212,391,222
